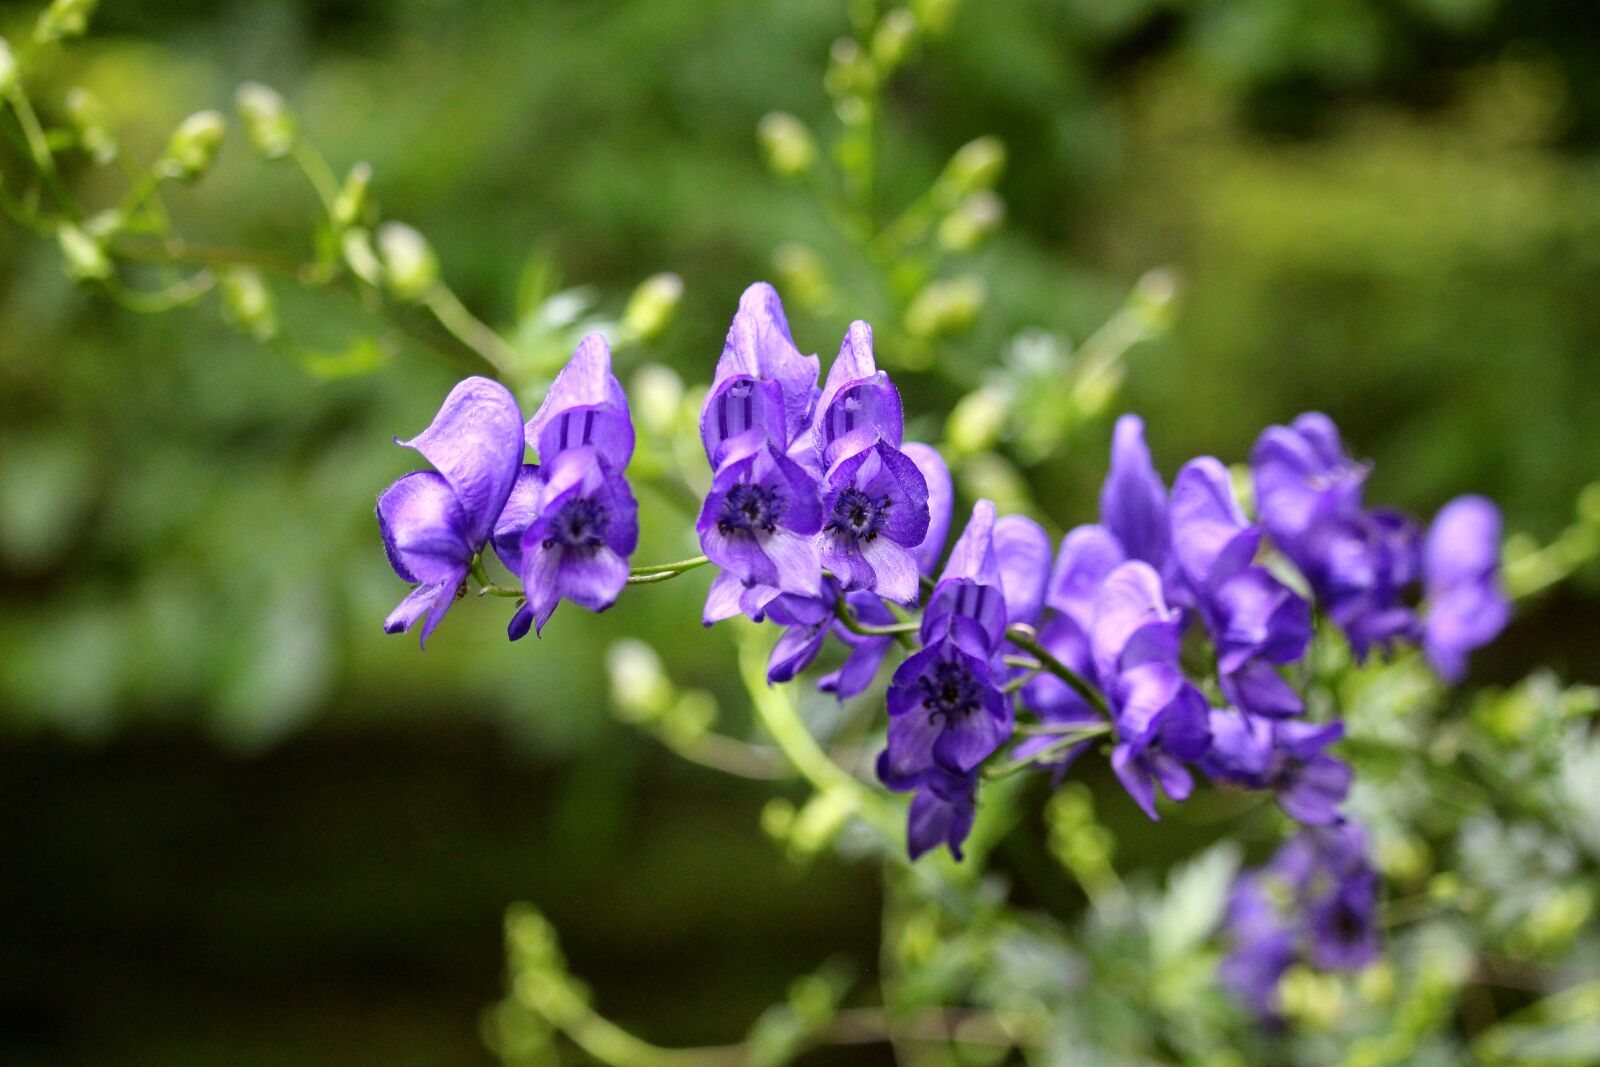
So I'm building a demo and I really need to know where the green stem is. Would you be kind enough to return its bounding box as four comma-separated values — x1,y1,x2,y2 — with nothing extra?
628,554,710,576
983,725,1111,781
4,85,77,217
1004,623,1109,717
422,282,520,377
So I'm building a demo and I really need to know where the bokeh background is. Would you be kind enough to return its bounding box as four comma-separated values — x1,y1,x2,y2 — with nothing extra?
2,0,1598,1063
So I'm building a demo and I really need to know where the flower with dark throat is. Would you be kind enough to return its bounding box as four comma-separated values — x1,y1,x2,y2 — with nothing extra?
697,443,823,597
876,755,978,862
884,637,1010,778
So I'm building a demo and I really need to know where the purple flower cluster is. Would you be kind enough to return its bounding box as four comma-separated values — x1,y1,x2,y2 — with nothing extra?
377,334,638,644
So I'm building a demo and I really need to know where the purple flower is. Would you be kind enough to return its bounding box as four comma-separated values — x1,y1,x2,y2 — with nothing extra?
1252,412,1367,546
1100,414,1169,570
1170,457,1311,717
1090,561,1212,819
763,592,835,683
1422,495,1509,682
498,335,639,637
922,500,1008,657
697,442,823,597
714,282,821,451
1203,714,1351,825
877,754,978,861
993,514,1052,630
1218,873,1297,1018
810,321,905,469
378,376,525,646
903,442,954,576
884,637,1011,778
819,441,929,604
819,590,899,699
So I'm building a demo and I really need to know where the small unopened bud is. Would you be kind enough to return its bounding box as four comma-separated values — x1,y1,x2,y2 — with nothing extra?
824,37,875,99
773,242,832,311
606,639,673,721
910,0,958,35
235,82,296,160
904,275,985,338
33,0,96,43
1129,267,1180,331
934,136,1005,204
622,272,683,343
56,223,110,281
332,162,372,229
870,8,918,71
161,110,226,181
219,267,277,341
0,38,17,95
64,87,117,165
340,228,382,287
756,112,817,177
945,385,1007,456
630,364,683,436
936,190,1003,252
376,221,438,301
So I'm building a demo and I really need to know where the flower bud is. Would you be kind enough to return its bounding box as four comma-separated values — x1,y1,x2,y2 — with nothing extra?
773,242,832,311
904,274,985,338
870,8,918,71
910,0,958,35
630,364,683,436
606,639,673,722
621,272,682,343
332,162,372,229
56,223,110,281
0,37,17,95
161,110,226,181
756,112,817,178
375,221,438,301
936,190,1004,252
945,385,1007,456
340,227,382,287
219,267,278,341
933,135,1005,204
235,82,296,160
33,0,96,43
64,87,117,165
824,37,875,100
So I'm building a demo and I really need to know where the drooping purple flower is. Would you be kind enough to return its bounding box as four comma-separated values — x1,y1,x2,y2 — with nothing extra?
877,754,978,861
884,637,1011,778
697,442,823,597
1170,457,1312,717
714,282,821,451
763,592,836,684
377,376,525,646
1422,495,1509,683
1203,713,1351,825
1100,414,1169,571
1251,412,1367,546
818,441,929,604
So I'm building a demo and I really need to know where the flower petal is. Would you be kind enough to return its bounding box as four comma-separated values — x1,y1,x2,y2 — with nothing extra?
398,376,524,548
525,333,634,468
1100,414,1168,568
377,471,473,583
902,442,953,576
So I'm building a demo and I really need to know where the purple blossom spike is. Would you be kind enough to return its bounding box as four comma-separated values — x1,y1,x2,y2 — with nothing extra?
1422,495,1509,683
1100,414,1169,569
818,441,929,604
524,333,634,469
715,282,821,447
884,637,1011,777
697,442,823,597
378,376,524,646
877,754,978,861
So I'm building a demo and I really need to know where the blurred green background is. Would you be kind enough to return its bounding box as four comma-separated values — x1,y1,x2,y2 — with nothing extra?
2,0,1598,1063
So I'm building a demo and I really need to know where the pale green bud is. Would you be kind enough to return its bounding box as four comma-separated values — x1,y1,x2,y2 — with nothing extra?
340,228,382,287
606,639,673,722
33,0,96,43
756,112,817,178
56,223,110,281
936,190,1003,252
904,275,985,338
934,136,1005,204
773,242,832,311
630,364,683,436
823,37,875,99
945,386,1007,456
621,272,682,342
235,82,296,160
332,162,373,229
959,452,1030,516
910,0,959,35
870,8,918,71
64,87,117,165
219,267,278,341
1129,267,1180,332
161,110,226,181
0,38,17,95
375,221,438,301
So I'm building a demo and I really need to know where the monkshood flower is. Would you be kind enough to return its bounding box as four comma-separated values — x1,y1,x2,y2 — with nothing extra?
696,443,823,598
1091,561,1212,819
1169,457,1312,717
884,634,1011,778
921,500,1008,657
1218,871,1297,1018
876,755,978,861
497,334,639,638
1422,495,1509,682
1202,713,1351,825
1101,414,1170,573
708,282,821,456
378,376,524,646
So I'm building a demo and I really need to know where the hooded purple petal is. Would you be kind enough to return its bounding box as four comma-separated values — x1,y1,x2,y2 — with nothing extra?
378,470,474,584
1046,525,1126,631
491,464,544,577
902,442,953,576
524,333,634,469
700,375,788,468
715,282,820,446
1100,414,1168,568
397,376,525,549
922,500,1006,655
1090,561,1180,682
993,514,1052,629
1170,456,1260,590
1423,495,1508,682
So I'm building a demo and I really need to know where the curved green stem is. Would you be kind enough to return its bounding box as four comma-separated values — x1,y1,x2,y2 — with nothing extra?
1004,623,1109,717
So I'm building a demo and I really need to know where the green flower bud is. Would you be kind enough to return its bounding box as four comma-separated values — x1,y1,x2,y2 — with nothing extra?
235,82,296,160
904,274,985,338
910,0,959,35
332,161,373,229
870,8,918,71
161,110,225,181
756,111,817,178
64,87,117,165
375,221,438,301
340,227,382,287
945,385,1007,456
630,364,684,436
934,135,1005,204
823,37,875,100
33,0,96,44
621,272,683,343
219,267,278,342
56,223,110,281
773,242,832,311
0,37,17,95
606,639,674,722
936,190,1004,252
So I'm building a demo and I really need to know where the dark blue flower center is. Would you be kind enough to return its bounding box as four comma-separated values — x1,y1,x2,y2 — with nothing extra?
917,661,982,722
717,482,784,535
545,497,610,549
826,486,888,542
